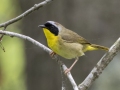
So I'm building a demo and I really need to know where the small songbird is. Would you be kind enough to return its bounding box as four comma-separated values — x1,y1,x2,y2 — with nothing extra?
39,21,108,74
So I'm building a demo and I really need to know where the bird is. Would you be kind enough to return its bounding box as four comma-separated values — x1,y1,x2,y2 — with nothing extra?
38,21,108,74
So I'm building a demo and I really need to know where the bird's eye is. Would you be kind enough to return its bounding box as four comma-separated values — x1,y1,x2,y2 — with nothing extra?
45,22,55,30
45,23,52,27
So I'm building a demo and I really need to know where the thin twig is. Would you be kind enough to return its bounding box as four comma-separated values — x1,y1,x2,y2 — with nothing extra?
78,38,120,90
0,0,53,51
0,30,77,90
0,30,51,53
0,27,6,41
0,42,5,52
0,0,53,28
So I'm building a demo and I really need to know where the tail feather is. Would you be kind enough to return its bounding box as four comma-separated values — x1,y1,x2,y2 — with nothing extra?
91,44,109,51
83,44,109,52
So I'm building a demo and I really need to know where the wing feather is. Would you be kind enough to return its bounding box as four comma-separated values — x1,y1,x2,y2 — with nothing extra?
60,29,91,44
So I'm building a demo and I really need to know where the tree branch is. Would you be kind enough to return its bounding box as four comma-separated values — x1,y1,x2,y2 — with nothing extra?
62,65,79,90
0,30,78,90
78,38,120,90
0,0,53,28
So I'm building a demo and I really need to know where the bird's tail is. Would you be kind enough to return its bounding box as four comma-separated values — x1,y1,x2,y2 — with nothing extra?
84,44,109,52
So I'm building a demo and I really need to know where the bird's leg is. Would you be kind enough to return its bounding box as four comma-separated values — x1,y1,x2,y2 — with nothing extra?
64,57,79,75
50,51,56,58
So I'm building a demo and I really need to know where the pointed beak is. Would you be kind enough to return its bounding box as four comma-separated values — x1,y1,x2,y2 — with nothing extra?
38,25,45,28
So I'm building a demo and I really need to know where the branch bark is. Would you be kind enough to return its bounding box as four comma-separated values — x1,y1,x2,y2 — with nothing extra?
78,38,120,90
0,0,53,28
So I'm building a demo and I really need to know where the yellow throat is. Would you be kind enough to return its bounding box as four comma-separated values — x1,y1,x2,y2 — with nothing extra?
43,28,58,48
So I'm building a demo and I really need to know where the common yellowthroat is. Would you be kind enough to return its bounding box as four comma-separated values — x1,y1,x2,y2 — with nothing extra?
39,21,108,74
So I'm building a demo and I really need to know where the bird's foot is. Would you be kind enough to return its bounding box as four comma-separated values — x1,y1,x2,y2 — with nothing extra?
64,68,71,75
50,51,56,59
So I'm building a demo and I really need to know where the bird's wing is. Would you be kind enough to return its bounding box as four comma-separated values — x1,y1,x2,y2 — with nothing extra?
60,29,91,44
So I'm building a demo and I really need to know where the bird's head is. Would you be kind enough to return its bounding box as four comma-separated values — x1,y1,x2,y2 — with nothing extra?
38,21,63,36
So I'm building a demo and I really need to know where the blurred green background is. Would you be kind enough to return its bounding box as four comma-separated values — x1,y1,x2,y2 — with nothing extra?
0,0,120,90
